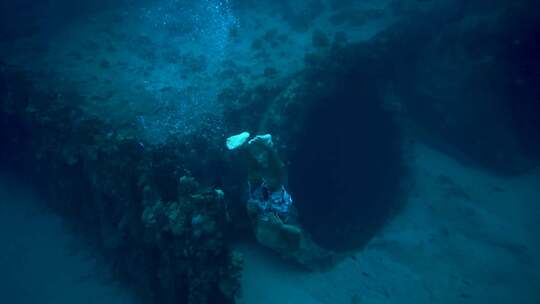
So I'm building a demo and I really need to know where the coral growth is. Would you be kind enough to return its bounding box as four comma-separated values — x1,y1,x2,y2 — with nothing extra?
0,68,242,304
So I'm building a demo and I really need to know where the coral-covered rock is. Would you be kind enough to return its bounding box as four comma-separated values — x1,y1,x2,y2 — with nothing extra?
0,68,242,304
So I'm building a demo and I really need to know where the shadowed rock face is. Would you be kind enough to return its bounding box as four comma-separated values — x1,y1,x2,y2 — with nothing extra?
282,1,540,253
286,47,405,252
246,8,460,253
221,45,406,257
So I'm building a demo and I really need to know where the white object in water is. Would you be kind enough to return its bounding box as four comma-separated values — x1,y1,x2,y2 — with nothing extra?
226,132,250,150
248,134,273,148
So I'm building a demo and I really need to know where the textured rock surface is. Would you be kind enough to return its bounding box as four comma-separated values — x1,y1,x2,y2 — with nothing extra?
0,68,241,304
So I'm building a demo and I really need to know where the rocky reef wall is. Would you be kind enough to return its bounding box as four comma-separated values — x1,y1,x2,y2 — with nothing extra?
0,66,242,304
219,0,540,251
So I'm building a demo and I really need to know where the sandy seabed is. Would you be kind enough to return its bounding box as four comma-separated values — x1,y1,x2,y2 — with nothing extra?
2,141,537,304
238,142,540,304
0,175,138,304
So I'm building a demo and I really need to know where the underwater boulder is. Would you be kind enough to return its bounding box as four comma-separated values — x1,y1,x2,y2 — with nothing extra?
258,45,406,253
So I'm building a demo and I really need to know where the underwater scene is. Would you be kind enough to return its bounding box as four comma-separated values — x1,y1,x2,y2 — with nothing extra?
1,0,539,303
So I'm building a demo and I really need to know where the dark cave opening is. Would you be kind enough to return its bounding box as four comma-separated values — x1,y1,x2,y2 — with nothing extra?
288,67,405,253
